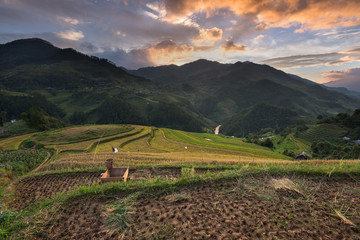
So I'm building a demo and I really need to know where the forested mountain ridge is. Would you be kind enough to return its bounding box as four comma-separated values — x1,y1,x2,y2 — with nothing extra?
1,38,360,135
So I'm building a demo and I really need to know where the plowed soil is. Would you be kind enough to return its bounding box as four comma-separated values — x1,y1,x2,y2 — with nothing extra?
37,197,120,240
9,168,218,210
36,175,359,240
9,172,101,210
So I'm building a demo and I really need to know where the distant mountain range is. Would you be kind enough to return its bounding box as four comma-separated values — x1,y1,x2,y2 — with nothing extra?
324,78,360,94
132,60,359,114
1,38,360,136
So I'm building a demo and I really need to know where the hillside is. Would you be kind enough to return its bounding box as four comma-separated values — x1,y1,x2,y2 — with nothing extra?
324,76,360,92
0,39,207,132
132,60,360,123
222,103,299,137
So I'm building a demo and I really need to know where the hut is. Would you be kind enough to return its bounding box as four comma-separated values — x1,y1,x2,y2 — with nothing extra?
295,151,308,160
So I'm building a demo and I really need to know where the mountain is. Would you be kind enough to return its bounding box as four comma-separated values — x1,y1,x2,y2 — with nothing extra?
288,73,360,98
323,86,360,98
324,78,360,93
0,38,207,132
221,103,298,137
1,38,360,135
131,59,360,123
0,38,153,91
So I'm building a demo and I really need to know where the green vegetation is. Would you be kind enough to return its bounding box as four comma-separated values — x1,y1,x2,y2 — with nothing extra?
297,124,344,144
311,141,360,159
0,120,37,139
317,109,360,139
106,192,141,233
0,111,6,127
222,103,299,137
31,124,133,145
0,150,48,185
0,133,34,151
21,106,67,131
162,128,286,159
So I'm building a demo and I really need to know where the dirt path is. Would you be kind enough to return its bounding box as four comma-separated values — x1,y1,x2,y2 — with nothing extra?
214,125,221,135
33,150,51,172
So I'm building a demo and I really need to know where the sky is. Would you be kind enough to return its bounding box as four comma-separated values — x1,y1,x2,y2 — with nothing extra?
1,0,360,84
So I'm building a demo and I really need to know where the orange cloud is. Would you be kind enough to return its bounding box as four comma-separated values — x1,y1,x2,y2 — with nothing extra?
222,40,246,52
147,39,194,65
192,27,223,45
164,0,360,32
55,29,84,41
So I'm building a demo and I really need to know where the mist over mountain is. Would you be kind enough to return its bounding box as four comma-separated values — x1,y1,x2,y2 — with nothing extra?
1,38,360,136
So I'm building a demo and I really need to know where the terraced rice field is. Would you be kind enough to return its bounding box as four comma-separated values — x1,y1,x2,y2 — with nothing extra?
31,124,134,145
0,133,34,150
1,124,359,240
46,126,143,153
298,124,344,144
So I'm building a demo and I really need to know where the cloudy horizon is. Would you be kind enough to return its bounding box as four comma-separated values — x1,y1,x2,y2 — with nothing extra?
1,0,360,83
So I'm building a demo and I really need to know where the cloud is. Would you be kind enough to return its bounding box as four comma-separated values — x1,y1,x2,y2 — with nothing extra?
254,34,265,41
164,0,360,33
323,67,360,91
222,40,245,52
97,48,153,70
55,29,84,41
261,47,360,68
192,27,223,45
1,0,200,47
97,39,199,69
58,17,80,25
148,39,195,66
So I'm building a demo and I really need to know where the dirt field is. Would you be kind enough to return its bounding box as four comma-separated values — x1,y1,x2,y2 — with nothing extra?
34,175,359,239
8,168,221,210
9,172,101,210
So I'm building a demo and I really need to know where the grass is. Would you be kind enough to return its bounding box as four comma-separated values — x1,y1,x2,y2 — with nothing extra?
0,134,34,151
106,192,142,233
272,134,311,155
30,124,134,145
0,120,37,139
0,150,48,186
163,128,288,159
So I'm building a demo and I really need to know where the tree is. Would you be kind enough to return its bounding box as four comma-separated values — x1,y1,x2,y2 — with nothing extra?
261,138,274,148
21,106,66,130
70,111,87,124
0,111,6,127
